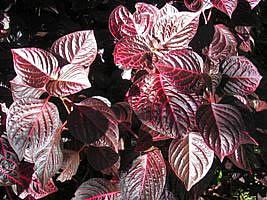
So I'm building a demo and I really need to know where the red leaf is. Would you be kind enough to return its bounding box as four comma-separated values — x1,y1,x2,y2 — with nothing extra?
184,0,203,11
196,103,256,161
11,48,59,88
0,135,20,186
7,98,61,161
155,49,204,93
245,0,262,9
73,178,121,200
127,73,202,138
235,26,254,53
46,64,91,97
139,124,172,141
228,144,252,171
50,30,97,69
57,150,80,182
220,56,262,95
10,76,45,101
120,148,166,200
151,11,200,50
109,5,137,40
203,24,237,68
113,35,153,70
169,132,214,190
111,102,133,126
211,0,237,17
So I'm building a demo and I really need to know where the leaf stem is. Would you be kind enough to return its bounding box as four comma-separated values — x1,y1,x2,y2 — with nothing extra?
60,97,73,114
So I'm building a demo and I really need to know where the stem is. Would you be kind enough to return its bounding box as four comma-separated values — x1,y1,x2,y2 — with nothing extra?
121,124,139,139
78,144,87,154
60,97,72,114
4,186,13,200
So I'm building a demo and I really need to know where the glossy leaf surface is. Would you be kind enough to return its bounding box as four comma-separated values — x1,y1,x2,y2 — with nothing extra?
211,0,237,17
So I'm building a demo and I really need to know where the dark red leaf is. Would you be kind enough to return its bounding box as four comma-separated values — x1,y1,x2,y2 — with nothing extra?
245,0,262,9
155,49,205,93
203,24,237,68
235,26,254,52
46,64,91,97
184,0,203,11
127,73,202,138
73,178,121,200
111,102,133,126
11,48,59,88
87,146,119,171
50,30,97,69
120,148,166,199
139,124,172,141
7,98,61,161
228,144,252,171
220,56,262,95
211,0,238,17
169,132,214,190
196,103,256,161
0,135,20,186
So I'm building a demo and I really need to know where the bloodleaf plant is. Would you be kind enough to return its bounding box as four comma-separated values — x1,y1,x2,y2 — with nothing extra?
0,1,265,200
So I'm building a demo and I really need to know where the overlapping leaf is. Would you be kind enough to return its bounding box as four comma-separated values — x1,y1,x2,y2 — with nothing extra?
120,149,166,200
220,56,262,95
111,102,133,126
0,135,20,186
50,30,97,68
169,132,214,190
158,4,179,17
246,0,262,9
203,24,237,68
211,0,237,17
11,48,59,88
46,64,91,97
196,103,256,160
7,98,61,161
73,178,120,200
10,76,45,101
155,49,204,93
127,73,202,138
228,145,252,171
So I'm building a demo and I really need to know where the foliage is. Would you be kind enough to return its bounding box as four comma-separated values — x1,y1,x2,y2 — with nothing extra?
0,0,267,199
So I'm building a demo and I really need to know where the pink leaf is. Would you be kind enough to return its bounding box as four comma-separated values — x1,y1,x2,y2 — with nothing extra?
73,178,121,200
10,76,45,101
151,11,200,50
11,48,59,88
184,0,204,11
57,150,80,182
127,73,202,138
7,98,61,161
158,4,179,16
113,35,153,70
0,135,20,186
220,56,262,95
109,5,137,40
120,148,166,200
245,0,262,9
196,103,256,161
235,26,254,52
169,132,214,190
46,64,91,97
203,24,237,67
139,124,172,141
155,49,204,93
211,0,237,17
50,30,97,69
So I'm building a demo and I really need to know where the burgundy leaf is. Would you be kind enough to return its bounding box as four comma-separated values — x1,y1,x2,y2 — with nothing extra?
228,144,252,171
127,73,202,138
120,148,166,200
57,150,80,182
7,98,61,161
10,76,45,101
211,0,237,17
155,49,204,93
220,56,262,95
203,24,237,67
50,30,97,69
246,0,262,9
46,64,91,97
11,48,59,88
15,172,58,200
184,0,203,11
0,103,7,133
159,190,177,200
151,11,200,50
133,3,158,35
169,132,214,191
101,158,120,176
139,124,172,141
109,5,137,40
86,146,119,171
0,135,20,186
111,102,133,126
113,35,153,70
196,103,256,161
235,26,254,52
73,178,121,200
67,98,119,146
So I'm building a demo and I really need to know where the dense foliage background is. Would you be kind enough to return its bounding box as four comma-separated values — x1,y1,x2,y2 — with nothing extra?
0,0,267,199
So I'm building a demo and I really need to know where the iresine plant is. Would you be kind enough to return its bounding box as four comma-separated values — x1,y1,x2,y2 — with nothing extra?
0,1,265,200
